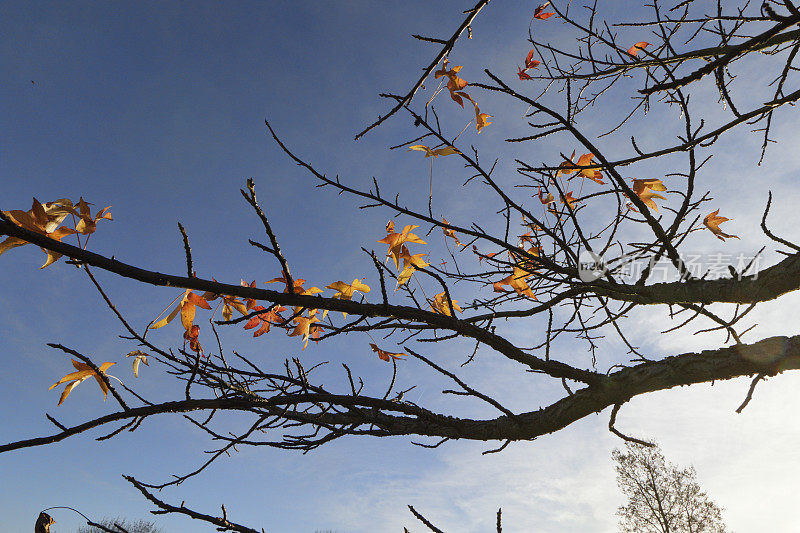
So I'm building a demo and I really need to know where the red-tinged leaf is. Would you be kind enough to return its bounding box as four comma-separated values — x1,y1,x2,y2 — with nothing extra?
560,191,578,209
369,343,407,362
183,324,202,353
518,67,533,80
627,42,650,57
186,291,212,310
525,50,541,69
243,305,286,337
534,3,555,19
434,60,469,107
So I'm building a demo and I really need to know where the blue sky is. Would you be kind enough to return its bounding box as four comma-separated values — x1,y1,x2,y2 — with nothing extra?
2,1,800,532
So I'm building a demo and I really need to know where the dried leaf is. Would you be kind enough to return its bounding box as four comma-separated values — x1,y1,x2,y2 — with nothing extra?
434,61,469,107
561,191,578,209
493,266,537,299
703,209,739,241
369,343,406,362
396,246,429,287
538,188,555,205
182,324,203,352
49,359,117,405
126,350,150,378
632,178,667,211
0,198,80,268
627,42,650,57
442,217,466,248
525,50,541,69
408,145,460,158
428,291,461,316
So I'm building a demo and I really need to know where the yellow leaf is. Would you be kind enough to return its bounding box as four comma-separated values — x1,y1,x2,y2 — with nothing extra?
408,145,460,158
326,279,371,317
378,223,426,269
49,360,117,405
428,291,461,316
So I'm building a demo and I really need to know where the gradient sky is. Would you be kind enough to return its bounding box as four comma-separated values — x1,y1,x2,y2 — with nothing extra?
2,2,800,532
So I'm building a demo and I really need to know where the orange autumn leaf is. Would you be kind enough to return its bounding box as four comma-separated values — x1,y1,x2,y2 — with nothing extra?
369,343,407,362
266,274,323,314
63,197,113,235
472,245,501,264
243,305,286,337
493,267,537,300
703,209,739,241
534,2,555,20
475,110,493,133
266,273,305,293
202,279,249,322
632,178,667,211
49,359,117,406
240,279,259,310
0,198,79,268
518,67,534,80
561,191,578,209
378,222,427,269
150,289,212,331
434,61,469,107
538,188,555,205
408,145,460,158
442,217,466,248
288,309,321,350
627,42,651,57
559,152,604,184
211,293,249,322
428,291,461,316
519,231,538,247
455,92,492,133
575,153,604,184
556,150,578,177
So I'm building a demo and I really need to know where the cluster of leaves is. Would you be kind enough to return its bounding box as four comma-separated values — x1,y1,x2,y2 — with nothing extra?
434,60,492,133
0,0,752,457
0,197,111,268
